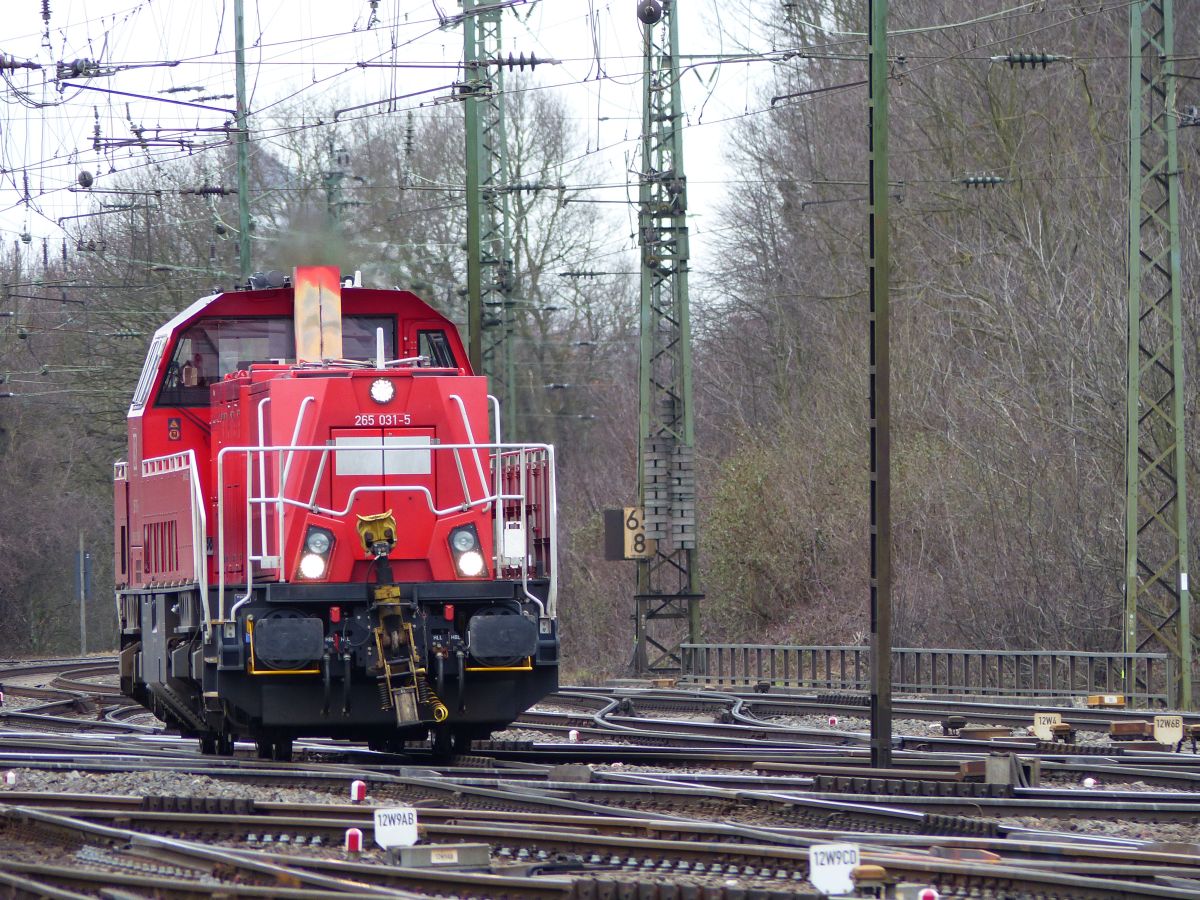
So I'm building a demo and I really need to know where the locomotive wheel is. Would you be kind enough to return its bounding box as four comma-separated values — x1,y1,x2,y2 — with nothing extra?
430,727,470,760
431,727,453,760
255,737,292,761
202,732,236,756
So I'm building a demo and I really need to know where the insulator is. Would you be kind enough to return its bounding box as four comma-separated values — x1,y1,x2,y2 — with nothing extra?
181,185,233,196
961,174,1005,188
0,54,38,71
492,52,539,71
998,50,1064,69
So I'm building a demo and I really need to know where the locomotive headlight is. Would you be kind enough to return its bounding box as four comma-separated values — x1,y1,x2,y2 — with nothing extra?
456,550,485,577
299,526,334,580
450,528,477,553
448,525,485,578
299,553,327,579
305,528,333,554
369,378,395,404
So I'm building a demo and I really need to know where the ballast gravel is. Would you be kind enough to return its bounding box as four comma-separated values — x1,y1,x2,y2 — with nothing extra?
0,767,354,806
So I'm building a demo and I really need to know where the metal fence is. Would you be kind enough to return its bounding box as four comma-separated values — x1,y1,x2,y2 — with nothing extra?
679,644,1173,707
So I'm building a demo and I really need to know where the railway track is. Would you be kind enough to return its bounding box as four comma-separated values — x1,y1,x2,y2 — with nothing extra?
549,685,1200,735
5,656,1200,898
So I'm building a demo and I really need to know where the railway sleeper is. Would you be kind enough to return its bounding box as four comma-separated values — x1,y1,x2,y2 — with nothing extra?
574,879,805,900
1036,740,1125,755
816,692,871,707
921,812,1001,838
140,795,256,815
475,739,536,752
813,775,1014,798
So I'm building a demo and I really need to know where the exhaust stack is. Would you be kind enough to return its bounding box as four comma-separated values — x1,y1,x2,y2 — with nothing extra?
293,265,344,362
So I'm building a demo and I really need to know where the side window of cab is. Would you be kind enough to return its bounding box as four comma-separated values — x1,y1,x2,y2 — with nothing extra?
417,330,457,368
157,318,295,407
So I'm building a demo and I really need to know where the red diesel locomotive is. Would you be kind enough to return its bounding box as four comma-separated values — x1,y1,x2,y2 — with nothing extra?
114,266,559,759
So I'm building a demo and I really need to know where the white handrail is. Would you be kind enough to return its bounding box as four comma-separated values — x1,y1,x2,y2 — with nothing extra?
185,450,211,637
138,451,211,634
544,444,558,618
214,440,557,622
516,449,543,619
277,396,316,567
448,394,491,502
255,397,271,565
488,394,502,567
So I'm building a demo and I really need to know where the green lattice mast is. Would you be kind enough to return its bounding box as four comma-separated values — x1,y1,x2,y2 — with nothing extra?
1124,0,1191,708
634,0,700,674
463,0,516,436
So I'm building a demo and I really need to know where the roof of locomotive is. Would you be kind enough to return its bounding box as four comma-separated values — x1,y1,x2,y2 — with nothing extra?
129,283,470,419
149,283,457,344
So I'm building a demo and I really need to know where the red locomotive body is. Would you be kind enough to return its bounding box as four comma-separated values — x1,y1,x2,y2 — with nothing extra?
115,266,558,758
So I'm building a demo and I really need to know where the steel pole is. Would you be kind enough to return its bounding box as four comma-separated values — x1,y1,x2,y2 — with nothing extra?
1124,0,1141,672
461,0,514,427
464,2,483,372
234,0,251,281
634,0,701,675
1124,0,1191,708
867,0,892,767
78,531,86,655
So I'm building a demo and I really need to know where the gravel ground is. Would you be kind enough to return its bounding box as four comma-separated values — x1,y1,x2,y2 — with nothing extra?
490,725,578,741
760,712,1127,747
0,694,50,711
75,673,121,687
0,768,361,805
1003,815,1200,844
494,710,1138,750
1041,773,1198,792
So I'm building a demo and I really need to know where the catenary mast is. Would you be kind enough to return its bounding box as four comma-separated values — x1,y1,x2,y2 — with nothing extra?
633,0,701,674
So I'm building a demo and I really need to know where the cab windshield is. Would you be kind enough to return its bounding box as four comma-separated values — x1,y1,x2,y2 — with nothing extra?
157,316,395,407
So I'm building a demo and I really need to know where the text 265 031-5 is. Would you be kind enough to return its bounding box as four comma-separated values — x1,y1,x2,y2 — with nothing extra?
354,413,412,426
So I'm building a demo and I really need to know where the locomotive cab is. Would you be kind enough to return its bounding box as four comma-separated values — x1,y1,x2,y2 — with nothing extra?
115,266,558,759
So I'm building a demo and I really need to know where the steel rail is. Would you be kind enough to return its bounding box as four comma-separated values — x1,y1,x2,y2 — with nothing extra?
0,860,402,900
554,685,1200,730
13,789,1200,871
0,806,419,897
18,805,1199,898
